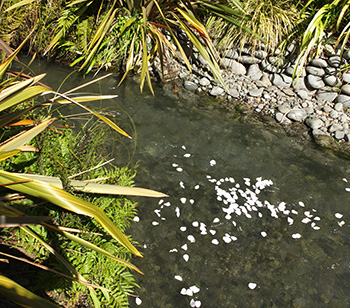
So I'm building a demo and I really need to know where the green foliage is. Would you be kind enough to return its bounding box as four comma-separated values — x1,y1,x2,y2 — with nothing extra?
8,127,140,307
207,0,299,54
0,41,164,307
292,0,350,79
1,122,142,307
3,0,243,92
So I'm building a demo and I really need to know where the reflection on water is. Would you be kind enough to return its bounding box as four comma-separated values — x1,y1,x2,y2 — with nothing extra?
26,58,350,308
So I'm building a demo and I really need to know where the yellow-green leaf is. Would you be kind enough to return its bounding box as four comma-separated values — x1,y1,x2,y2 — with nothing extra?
0,170,142,257
5,0,36,12
0,119,55,152
0,275,61,308
0,74,46,102
47,91,131,138
44,223,143,274
14,173,168,197
0,85,50,113
0,150,20,162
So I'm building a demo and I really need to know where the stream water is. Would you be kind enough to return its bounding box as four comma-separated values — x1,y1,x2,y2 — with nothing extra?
27,58,350,308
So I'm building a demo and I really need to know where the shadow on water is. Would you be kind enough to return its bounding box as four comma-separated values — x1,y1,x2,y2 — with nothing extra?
26,58,350,308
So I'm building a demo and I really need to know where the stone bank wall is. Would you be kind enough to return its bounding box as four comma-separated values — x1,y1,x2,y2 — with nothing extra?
178,47,350,150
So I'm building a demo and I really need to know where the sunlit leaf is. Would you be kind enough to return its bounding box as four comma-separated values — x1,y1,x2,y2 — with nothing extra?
46,91,131,138
52,95,118,105
5,0,36,12
14,173,168,197
0,85,49,113
44,223,143,273
0,171,142,257
0,74,46,102
0,119,55,152
0,150,20,162
0,34,31,80
0,275,61,308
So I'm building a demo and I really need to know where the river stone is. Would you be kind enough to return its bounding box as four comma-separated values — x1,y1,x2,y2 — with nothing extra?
292,76,307,90
323,105,332,113
271,74,289,88
296,89,310,100
309,58,328,68
343,50,350,60
237,56,261,64
260,74,272,87
341,84,350,95
225,49,238,59
330,110,339,118
253,50,267,59
281,73,293,85
287,109,307,122
184,80,198,91
261,59,278,73
228,88,240,98
285,66,295,76
275,112,287,123
316,90,338,102
198,54,209,67
343,73,350,83
323,75,341,87
328,56,342,67
282,88,295,96
248,88,263,97
222,59,246,75
209,86,225,96
328,123,343,132
335,130,345,140
306,66,325,76
305,118,324,129
278,104,290,114
199,77,210,87
335,102,343,111
324,66,338,75
247,64,263,80
340,114,349,123
337,94,350,108
306,74,325,89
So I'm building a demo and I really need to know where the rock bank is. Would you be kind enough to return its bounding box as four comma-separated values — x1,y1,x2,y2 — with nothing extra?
161,46,350,156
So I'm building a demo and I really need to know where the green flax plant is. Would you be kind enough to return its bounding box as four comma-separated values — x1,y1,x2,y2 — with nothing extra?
5,0,247,93
206,0,299,55
292,0,350,79
0,40,166,307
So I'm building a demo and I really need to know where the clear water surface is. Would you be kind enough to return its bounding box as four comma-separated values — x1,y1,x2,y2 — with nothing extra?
27,58,350,308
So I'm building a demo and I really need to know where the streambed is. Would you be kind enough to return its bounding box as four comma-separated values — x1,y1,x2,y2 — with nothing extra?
29,59,350,308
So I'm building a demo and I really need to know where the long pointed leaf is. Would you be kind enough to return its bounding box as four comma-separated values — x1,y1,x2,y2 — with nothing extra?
0,170,142,257
0,119,55,152
0,150,20,162
14,173,168,197
0,85,50,113
5,0,35,11
44,223,143,274
20,225,94,289
0,74,46,102
0,33,32,80
46,91,131,138
0,275,61,308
